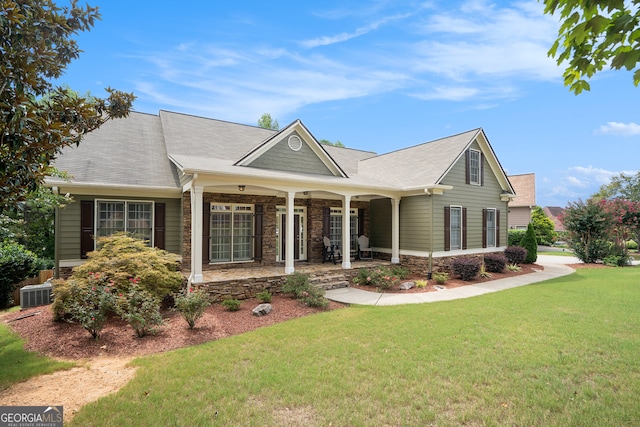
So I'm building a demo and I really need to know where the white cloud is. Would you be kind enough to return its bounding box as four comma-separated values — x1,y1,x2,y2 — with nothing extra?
131,1,565,120
598,122,640,136
412,1,560,81
569,166,618,185
300,12,412,48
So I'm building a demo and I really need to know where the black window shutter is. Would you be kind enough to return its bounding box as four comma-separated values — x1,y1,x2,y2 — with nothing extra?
480,152,485,186
462,207,467,250
323,207,331,238
358,208,365,236
465,150,470,184
444,206,451,251
254,204,263,262
202,202,210,263
496,209,501,247
80,200,94,259
482,208,487,248
154,203,166,250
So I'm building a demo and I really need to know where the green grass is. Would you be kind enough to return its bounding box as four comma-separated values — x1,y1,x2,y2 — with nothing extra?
65,267,640,426
0,321,74,390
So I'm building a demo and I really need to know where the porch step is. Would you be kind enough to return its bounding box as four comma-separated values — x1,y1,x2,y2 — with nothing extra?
310,274,351,291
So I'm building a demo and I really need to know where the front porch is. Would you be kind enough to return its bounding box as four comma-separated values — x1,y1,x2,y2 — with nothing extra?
185,259,390,302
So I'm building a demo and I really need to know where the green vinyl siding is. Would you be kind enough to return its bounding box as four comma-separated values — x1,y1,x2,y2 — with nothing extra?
435,141,508,251
399,195,430,251
369,198,391,248
369,140,509,254
248,131,334,176
58,195,182,261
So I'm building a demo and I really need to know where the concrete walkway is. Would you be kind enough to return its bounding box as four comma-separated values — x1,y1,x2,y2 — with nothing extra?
325,255,580,306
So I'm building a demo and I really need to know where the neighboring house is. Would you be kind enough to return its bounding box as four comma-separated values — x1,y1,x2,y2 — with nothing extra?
543,206,566,232
47,110,516,282
507,173,536,229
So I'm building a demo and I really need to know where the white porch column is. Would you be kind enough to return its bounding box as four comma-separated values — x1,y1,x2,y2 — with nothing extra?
285,191,295,274
190,185,204,284
391,198,400,264
342,194,352,269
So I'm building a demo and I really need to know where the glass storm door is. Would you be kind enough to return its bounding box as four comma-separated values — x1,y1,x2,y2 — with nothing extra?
276,207,307,262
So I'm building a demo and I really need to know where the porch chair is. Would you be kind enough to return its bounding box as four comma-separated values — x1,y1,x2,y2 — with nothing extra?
322,236,340,264
357,235,373,260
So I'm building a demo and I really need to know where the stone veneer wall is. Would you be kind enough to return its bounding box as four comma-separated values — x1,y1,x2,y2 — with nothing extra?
399,252,504,276
182,191,370,271
197,267,364,302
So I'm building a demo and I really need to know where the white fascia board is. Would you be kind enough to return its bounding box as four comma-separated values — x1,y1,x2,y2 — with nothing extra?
45,181,182,198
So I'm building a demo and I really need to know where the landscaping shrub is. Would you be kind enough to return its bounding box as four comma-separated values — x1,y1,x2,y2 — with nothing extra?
354,266,401,290
256,290,272,303
504,246,527,265
281,272,311,298
602,244,631,267
451,257,482,281
281,272,329,308
415,280,427,288
520,223,538,263
71,233,183,301
508,230,526,246
174,288,211,329
484,253,508,273
65,276,117,339
115,285,164,338
0,242,40,309
432,271,449,285
626,240,638,251
221,299,241,312
506,264,522,272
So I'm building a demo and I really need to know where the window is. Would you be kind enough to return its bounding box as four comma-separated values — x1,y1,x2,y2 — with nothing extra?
329,208,358,251
210,204,254,263
483,208,500,248
469,149,481,185
450,206,462,250
486,208,496,247
96,200,153,245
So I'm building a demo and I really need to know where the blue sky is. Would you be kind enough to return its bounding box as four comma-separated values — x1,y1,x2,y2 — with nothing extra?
58,0,639,208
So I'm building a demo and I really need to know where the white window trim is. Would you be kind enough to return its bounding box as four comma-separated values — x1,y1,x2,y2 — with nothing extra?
450,205,463,251
94,199,155,248
486,207,497,248
469,148,481,186
209,202,255,264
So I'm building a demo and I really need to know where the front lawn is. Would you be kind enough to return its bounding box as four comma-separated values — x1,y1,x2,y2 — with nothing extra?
69,266,640,426
0,321,74,390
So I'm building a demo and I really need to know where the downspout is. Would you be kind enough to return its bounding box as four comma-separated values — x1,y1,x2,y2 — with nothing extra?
429,193,434,280
53,187,60,279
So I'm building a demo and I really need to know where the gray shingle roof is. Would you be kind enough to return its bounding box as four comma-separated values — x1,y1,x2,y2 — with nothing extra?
159,110,276,161
48,111,509,196
358,129,481,188
50,111,180,189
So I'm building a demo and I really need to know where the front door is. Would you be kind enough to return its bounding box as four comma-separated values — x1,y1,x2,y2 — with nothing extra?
276,207,307,262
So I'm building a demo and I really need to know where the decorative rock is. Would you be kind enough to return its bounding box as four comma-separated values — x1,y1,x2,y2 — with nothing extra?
252,303,272,317
399,281,415,290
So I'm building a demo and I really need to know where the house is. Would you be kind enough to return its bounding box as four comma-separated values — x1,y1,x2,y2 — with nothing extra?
543,206,566,232
507,173,536,229
46,110,516,284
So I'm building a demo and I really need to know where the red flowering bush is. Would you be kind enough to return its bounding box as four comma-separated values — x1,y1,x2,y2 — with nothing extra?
63,273,117,339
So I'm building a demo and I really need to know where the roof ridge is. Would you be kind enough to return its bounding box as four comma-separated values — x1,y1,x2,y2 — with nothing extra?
364,128,481,159
158,109,278,132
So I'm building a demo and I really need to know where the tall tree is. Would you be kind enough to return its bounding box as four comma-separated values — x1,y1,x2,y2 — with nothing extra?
319,139,346,148
592,172,640,201
1,0,135,212
562,199,612,262
531,206,557,245
257,113,279,130
543,0,640,94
